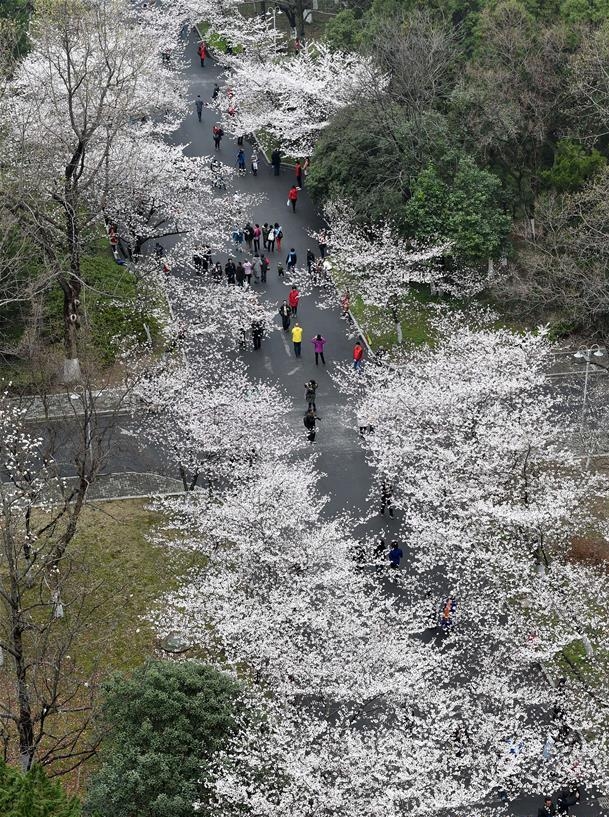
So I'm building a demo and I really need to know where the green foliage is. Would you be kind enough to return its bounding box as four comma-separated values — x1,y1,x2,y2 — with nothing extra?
308,104,405,221
324,9,364,50
0,761,80,817
44,247,162,365
404,158,511,261
84,661,240,817
541,139,606,192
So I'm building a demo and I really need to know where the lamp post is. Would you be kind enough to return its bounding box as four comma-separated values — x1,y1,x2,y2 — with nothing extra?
573,344,604,468
267,7,282,52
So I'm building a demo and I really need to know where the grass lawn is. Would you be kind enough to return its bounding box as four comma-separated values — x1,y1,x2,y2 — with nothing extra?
9,499,201,791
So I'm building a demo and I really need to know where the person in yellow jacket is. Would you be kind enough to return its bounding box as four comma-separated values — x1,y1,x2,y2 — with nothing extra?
291,322,303,357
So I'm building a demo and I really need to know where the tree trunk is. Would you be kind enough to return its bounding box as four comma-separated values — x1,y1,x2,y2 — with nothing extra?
60,277,82,383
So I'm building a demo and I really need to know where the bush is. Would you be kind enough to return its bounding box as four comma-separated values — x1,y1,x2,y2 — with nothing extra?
84,661,241,817
0,761,80,817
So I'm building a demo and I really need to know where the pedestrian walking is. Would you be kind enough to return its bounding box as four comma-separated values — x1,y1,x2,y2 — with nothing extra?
304,379,318,410
225,258,236,284
203,245,212,271
292,322,303,357
278,300,291,331
260,255,269,283
537,797,557,817
303,157,310,177
274,223,283,252
253,224,261,253
235,262,245,287
311,334,326,365
340,289,351,320
267,224,276,252
277,262,285,277
212,261,223,282
251,151,258,176
236,149,246,175
231,225,244,253
288,285,300,316
251,254,260,283
252,319,264,350
287,185,298,212
271,147,281,176
237,133,245,146
306,248,315,272
243,259,253,287
212,82,220,100
244,222,254,252
212,124,223,149
286,248,297,271
262,222,270,250
388,540,403,569
318,231,328,259
197,41,207,66
353,341,364,371
195,95,204,122
303,407,321,442
295,159,303,188
380,482,394,517
192,248,203,273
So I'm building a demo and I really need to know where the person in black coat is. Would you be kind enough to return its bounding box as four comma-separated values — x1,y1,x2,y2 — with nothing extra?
538,796,557,816
271,148,281,176
278,300,291,331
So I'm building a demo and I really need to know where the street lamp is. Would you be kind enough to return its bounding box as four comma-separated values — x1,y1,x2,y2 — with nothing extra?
267,6,282,52
573,344,604,468
573,344,604,430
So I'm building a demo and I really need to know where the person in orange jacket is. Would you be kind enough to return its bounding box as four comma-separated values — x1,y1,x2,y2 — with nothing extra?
288,185,298,213
197,41,207,66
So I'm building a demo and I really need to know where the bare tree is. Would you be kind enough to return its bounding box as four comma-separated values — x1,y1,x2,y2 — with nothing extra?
0,374,135,771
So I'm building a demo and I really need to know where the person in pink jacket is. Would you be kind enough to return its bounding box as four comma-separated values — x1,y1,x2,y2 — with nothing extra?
311,334,326,366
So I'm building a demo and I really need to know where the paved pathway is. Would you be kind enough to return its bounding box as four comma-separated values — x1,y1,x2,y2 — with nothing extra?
173,41,395,530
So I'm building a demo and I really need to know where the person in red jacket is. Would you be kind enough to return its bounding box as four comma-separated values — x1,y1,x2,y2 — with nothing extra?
288,185,298,213
288,285,300,316
353,341,364,371
197,41,207,67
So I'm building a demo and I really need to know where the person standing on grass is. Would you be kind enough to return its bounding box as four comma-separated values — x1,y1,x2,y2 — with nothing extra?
288,184,298,212
295,159,303,188
305,379,318,411
286,248,297,271
195,95,204,122
353,340,364,371
271,147,281,175
311,334,326,366
292,322,303,357
197,41,207,66
288,285,300,316
278,300,291,331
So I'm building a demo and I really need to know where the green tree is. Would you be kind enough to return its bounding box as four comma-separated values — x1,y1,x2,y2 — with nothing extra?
84,661,240,817
325,9,364,50
0,762,79,817
541,138,606,192
405,158,511,261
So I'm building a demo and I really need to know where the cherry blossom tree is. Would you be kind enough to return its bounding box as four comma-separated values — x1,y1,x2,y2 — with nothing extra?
1,0,189,380
212,43,387,155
